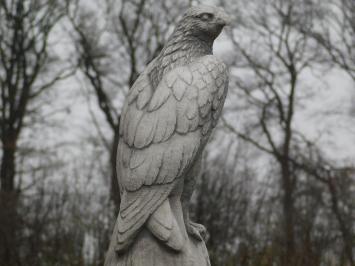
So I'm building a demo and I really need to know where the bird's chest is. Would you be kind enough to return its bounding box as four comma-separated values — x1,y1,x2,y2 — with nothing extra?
192,67,228,143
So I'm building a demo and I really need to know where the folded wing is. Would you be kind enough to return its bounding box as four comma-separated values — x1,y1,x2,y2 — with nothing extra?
115,55,228,252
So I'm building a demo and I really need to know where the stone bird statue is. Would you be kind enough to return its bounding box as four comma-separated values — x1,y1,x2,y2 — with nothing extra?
105,5,230,266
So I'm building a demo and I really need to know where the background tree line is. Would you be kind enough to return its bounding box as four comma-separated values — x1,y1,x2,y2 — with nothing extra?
0,0,354,265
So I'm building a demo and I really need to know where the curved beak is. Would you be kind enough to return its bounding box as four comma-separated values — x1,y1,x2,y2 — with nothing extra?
216,9,231,26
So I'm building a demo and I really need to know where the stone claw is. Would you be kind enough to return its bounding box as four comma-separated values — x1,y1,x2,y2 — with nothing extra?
186,221,208,242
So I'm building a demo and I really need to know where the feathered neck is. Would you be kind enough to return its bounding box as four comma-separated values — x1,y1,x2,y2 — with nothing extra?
148,25,213,89
162,25,213,58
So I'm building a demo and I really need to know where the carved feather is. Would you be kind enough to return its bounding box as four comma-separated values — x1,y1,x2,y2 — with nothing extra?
115,54,228,253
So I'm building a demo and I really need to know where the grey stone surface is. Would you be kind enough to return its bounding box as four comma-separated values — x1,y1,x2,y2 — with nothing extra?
105,5,230,266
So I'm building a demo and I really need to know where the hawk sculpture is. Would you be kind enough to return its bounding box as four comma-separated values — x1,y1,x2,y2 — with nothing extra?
105,5,230,265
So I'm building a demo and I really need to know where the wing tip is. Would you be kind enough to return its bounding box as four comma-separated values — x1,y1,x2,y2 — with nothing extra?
147,199,185,252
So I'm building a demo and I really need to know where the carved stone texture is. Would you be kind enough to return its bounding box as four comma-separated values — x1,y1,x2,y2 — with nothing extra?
104,5,230,266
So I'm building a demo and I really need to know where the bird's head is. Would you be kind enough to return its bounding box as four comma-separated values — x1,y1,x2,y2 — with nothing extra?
178,5,231,42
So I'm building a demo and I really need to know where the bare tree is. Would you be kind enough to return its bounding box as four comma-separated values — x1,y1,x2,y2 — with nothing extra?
291,144,355,265
305,0,355,81
192,141,258,266
220,0,348,264
68,0,191,211
0,0,73,264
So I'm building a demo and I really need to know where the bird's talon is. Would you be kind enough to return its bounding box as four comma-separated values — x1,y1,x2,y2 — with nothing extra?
186,221,208,241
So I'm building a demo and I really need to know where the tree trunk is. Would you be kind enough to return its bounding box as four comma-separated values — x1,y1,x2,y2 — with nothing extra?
110,126,121,214
280,159,296,265
327,180,354,266
0,138,17,192
0,134,20,266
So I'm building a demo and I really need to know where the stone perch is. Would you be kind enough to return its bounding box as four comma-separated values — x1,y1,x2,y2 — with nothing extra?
104,5,230,266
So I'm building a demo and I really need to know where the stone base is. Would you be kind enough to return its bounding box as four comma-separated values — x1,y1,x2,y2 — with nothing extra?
104,227,210,266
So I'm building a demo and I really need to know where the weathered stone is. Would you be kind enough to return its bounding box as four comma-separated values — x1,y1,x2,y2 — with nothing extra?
104,5,230,266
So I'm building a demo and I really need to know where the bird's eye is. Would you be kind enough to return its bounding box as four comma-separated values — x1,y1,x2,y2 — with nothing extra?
199,13,214,21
